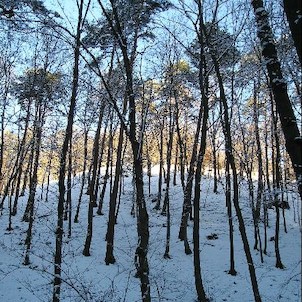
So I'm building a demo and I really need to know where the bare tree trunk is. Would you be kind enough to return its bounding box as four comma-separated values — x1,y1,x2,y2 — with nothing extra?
74,129,89,223
11,105,31,215
175,99,185,191
67,142,72,238
178,89,204,255
53,1,86,300
0,57,13,195
192,4,210,297
115,140,128,224
251,0,302,200
146,146,152,197
253,80,264,265
82,107,105,256
0,91,8,194
90,104,105,206
154,120,164,210
20,156,31,197
173,145,178,186
94,113,108,206
283,0,302,66
210,120,219,194
0,100,31,212
104,121,124,264
163,101,174,258
225,157,237,275
204,21,262,301
23,103,44,265
97,121,113,216
272,100,284,269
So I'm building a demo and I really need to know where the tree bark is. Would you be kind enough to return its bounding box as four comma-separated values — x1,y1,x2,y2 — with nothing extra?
82,103,105,256
74,129,89,223
271,100,284,269
154,119,164,210
251,0,302,200
283,0,302,66
163,101,174,259
53,1,85,300
23,102,44,265
192,3,210,297
105,119,125,264
204,20,262,301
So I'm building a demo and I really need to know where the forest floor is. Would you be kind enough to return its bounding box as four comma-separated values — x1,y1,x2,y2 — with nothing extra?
0,169,301,302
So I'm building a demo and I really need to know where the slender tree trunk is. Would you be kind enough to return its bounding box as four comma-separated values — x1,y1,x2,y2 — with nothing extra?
44,149,53,203
0,93,7,194
82,103,106,255
173,145,178,186
193,125,209,301
132,141,150,301
178,92,203,255
146,141,152,196
115,141,128,224
0,61,12,194
205,22,262,301
94,113,108,205
22,102,44,222
104,123,124,264
272,101,284,269
23,104,44,265
192,6,210,297
210,122,218,194
253,81,264,264
53,1,85,300
0,100,31,212
0,145,27,212
163,102,174,258
66,143,72,238
12,109,31,215
225,157,237,275
154,121,164,210
97,124,112,216
90,104,105,206
20,157,31,197
175,100,185,191
74,129,88,223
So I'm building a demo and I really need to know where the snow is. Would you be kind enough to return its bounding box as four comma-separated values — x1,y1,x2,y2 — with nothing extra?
0,169,301,302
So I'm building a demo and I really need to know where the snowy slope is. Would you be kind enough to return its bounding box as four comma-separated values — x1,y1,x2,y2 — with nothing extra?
0,171,301,302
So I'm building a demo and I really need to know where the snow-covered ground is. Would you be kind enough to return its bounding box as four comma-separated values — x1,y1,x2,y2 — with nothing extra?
0,170,301,302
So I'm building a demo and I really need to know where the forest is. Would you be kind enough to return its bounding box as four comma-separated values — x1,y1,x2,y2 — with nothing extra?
0,0,301,301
